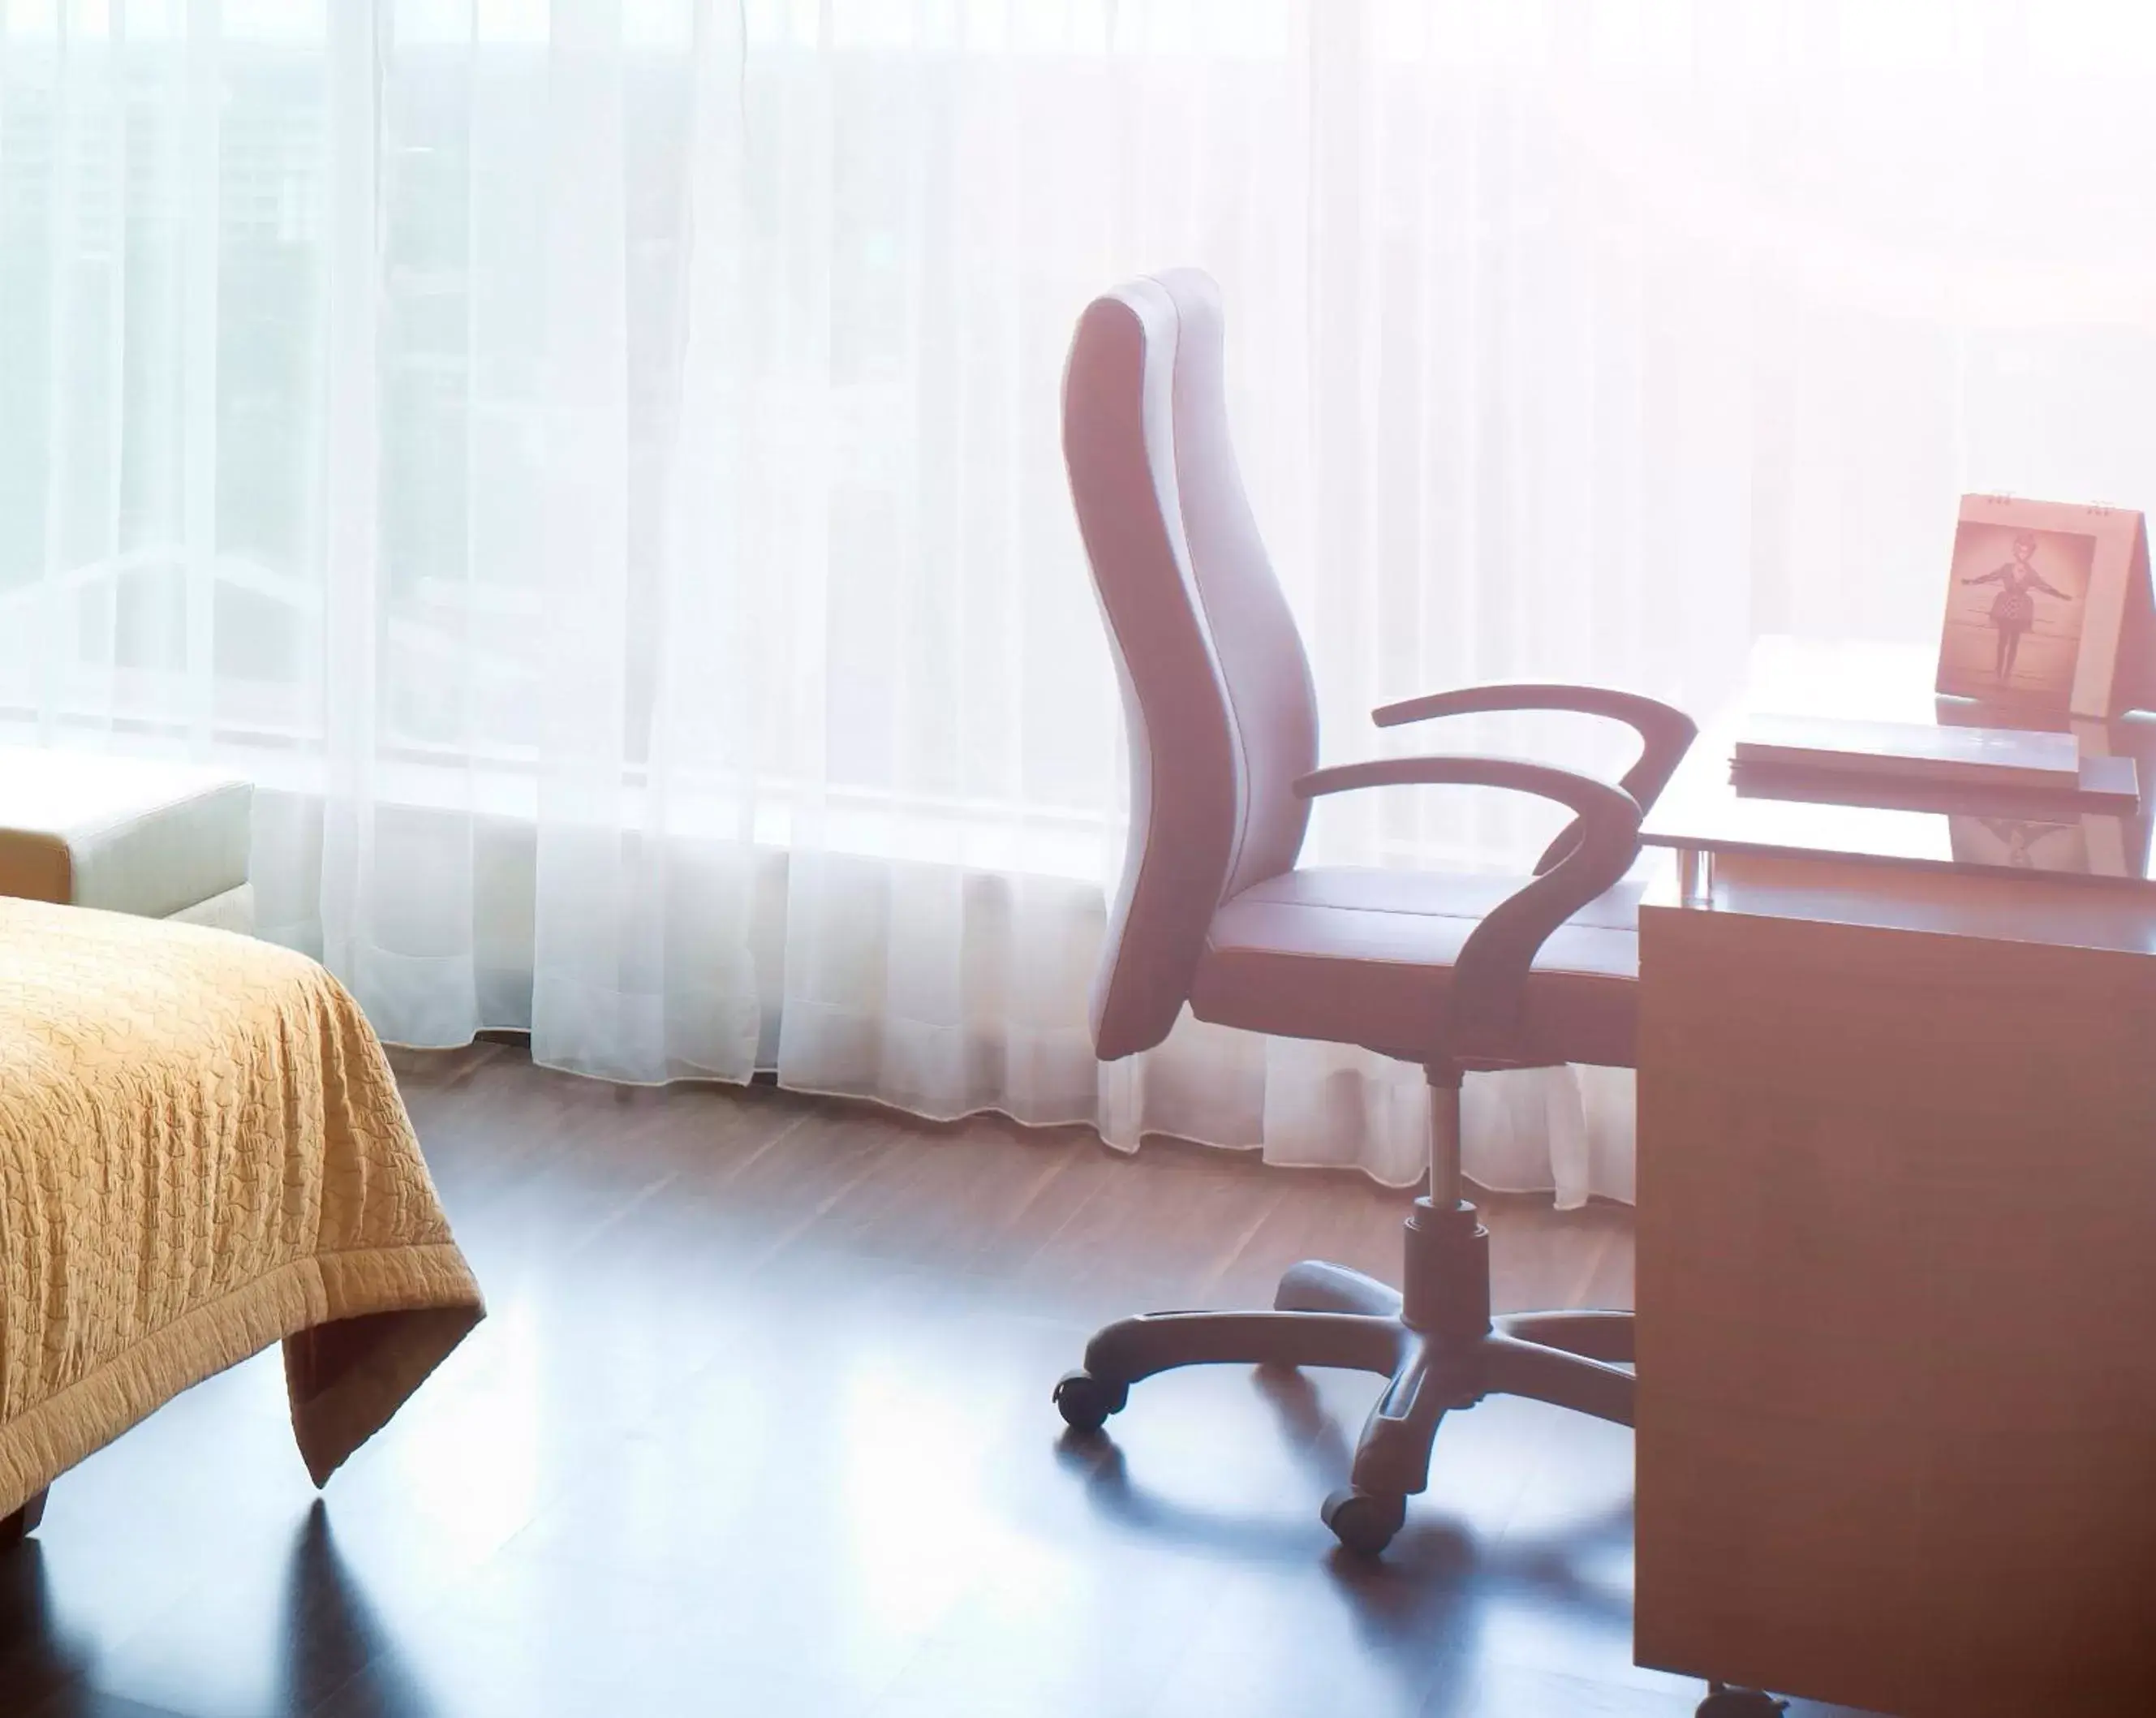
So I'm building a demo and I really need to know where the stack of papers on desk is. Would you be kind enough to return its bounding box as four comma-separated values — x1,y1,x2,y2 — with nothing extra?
1733,715,2081,792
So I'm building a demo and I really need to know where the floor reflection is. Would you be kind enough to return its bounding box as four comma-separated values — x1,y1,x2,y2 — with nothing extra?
0,1542,90,1712
0,1056,1684,1718
0,1501,437,1718
281,1504,437,1718
1060,1371,1645,1716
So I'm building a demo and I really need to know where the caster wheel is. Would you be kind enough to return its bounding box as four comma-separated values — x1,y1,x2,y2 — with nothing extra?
1697,1690,1787,1717
1052,1369,1128,1432
1321,1487,1406,1557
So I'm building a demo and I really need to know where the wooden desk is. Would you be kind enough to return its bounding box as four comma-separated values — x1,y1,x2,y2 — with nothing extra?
1632,639,2156,1717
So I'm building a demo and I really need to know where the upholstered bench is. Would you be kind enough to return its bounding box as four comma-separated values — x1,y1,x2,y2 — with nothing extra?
0,747,252,930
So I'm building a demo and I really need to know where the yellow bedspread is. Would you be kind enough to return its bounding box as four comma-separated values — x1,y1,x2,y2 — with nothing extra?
0,898,483,1519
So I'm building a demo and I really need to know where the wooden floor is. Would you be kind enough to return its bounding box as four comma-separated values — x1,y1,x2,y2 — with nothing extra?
0,1044,1870,1717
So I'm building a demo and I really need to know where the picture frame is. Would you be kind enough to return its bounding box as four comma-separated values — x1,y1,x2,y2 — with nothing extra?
1934,493,2152,718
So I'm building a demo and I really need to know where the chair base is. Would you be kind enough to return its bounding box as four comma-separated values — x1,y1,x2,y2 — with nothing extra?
1052,1199,1634,1557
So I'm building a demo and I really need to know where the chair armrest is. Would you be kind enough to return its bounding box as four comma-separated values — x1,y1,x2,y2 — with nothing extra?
1291,756,1642,1066
1371,683,1698,875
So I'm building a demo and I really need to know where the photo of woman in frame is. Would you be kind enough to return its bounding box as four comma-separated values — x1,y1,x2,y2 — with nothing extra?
1937,518,2097,706
1961,532,2072,687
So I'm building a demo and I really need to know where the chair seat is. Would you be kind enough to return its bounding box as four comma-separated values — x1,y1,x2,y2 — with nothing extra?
1190,866,1643,1069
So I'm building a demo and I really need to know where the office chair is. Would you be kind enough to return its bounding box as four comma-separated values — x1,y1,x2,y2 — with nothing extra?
1052,270,1698,1558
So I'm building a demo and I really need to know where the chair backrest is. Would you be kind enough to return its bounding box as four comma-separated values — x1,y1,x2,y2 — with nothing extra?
1063,270,1319,1060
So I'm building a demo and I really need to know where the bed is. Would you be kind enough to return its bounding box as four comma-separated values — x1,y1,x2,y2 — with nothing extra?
0,896,484,1532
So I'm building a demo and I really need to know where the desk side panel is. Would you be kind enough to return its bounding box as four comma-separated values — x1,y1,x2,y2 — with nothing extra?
1636,902,2156,1717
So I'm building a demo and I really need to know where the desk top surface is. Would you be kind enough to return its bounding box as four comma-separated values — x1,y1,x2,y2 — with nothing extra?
1640,636,2156,894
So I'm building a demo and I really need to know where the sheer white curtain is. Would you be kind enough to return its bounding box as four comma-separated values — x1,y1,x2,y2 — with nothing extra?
6,2,2156,1203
